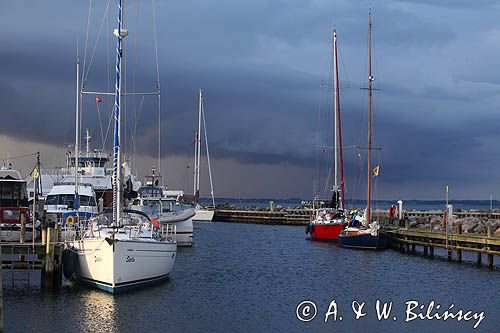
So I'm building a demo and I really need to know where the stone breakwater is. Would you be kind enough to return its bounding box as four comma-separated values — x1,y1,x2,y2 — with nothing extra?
405,213,500,236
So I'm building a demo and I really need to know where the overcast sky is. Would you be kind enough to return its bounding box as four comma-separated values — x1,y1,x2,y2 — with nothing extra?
1,0,500,200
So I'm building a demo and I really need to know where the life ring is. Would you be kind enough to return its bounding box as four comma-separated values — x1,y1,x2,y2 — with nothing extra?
66,215,75,225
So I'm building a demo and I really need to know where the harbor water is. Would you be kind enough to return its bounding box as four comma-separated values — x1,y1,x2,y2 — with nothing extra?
3,221,499,332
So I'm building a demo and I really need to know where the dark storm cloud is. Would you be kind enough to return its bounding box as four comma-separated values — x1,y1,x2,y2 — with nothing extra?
394,0,498,9
1,0,500,198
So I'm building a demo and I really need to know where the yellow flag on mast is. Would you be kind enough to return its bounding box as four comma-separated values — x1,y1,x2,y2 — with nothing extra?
373,165,380,177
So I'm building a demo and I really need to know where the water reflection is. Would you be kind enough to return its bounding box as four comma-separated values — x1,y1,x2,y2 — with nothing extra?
77,290,117,332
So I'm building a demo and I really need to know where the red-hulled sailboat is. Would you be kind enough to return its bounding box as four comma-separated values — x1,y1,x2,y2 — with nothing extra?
306,27,347,241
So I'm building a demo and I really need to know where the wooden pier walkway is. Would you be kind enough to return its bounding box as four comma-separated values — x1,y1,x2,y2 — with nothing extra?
215,208,500,225
0,224,64,290
214,209,310,225
383,224,499,268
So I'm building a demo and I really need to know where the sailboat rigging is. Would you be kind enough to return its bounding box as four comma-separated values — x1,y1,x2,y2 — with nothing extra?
338,8,385,250
305,27,347,241
192,89,216,222
67,0,178,293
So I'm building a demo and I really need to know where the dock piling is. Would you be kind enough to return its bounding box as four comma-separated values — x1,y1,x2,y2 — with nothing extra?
42,227,55,289
487,254,494,268
20,212,26,243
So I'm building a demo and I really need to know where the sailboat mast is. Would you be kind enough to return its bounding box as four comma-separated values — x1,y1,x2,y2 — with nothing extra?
75,57,80,201
333,30,338,197
366,10,373,226
113,0,126,225
333,28,346,211
195,89,202,198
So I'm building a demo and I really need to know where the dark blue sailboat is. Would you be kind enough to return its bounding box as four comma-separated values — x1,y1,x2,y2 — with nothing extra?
338,9,384,250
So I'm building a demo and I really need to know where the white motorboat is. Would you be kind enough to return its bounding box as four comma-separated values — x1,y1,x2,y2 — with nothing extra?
44,182,98,224
129,177,195,247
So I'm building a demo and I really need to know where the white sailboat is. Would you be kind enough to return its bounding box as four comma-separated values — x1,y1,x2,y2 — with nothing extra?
67,0,177,293
192,89,216,222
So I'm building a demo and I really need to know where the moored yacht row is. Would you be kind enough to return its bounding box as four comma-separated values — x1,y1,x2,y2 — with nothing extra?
1,0,215,294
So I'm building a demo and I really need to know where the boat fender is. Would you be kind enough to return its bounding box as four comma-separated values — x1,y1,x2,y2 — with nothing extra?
309,224,314,234
62,248,79,279
65,215,75,226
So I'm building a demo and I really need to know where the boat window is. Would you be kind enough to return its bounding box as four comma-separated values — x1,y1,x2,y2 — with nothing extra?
139,187,163,198
79,195,96,207
46,194,76,206
60,194,74,206
1,184,12,199
12,183,20,199
3,209,20,221
46,195,58,205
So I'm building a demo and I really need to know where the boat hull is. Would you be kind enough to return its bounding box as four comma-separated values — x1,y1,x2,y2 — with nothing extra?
159,211,194,247
193,209,214,222
70,238,176,293
338,232,381,250
308,223,344,241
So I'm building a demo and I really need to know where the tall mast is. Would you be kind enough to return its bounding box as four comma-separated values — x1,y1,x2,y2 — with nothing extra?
113,0,127,225
366,9,373,226
158,85,161,183
333,29,338,198
75,56,80,203
194,89,202,199
333,28,346,211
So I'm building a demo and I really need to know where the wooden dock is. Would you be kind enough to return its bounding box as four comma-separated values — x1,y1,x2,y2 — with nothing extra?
382,223,499,268
214,209,310,225
0,223,64,290
215,208,500,225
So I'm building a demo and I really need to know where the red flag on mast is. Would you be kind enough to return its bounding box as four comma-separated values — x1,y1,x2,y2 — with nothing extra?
96,96,102,103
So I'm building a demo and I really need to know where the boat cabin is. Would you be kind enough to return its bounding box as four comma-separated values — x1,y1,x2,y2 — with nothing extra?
0,167,29,207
